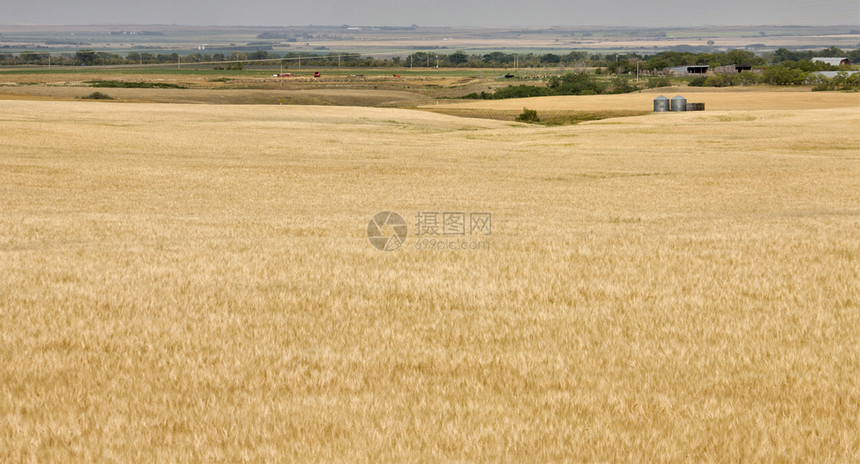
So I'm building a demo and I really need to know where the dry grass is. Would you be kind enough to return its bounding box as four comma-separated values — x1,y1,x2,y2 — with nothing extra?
0,71,480,106
421,107,650,124
428,87,860,112
0,85,432,106
1,97,859,461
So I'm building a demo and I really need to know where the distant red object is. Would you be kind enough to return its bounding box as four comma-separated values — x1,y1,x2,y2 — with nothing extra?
313,71,321,78
393,74,402,78
273,73,293,77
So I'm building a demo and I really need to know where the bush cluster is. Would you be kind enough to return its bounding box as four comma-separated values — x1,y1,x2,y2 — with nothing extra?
810,72,860,91
81,91,113,100
516,108,540,123
687,72,764,87
464,72,641,100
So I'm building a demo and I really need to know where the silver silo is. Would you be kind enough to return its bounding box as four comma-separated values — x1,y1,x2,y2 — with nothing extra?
653,95,670,112
670,95,687,112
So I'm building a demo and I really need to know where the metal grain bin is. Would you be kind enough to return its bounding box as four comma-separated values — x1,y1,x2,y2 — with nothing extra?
653,95,670,112
670,95,687,112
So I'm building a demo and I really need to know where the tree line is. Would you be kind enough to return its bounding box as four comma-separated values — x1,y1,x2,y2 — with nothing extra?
0,50,375,67
464,73,640,99
0,46,857,71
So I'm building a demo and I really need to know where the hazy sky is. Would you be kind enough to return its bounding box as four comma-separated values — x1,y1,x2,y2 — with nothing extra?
2,0,858,27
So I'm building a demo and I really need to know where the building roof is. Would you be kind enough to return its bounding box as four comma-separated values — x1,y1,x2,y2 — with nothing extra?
812,57,850,66
669,65,710,74
809,71,859,78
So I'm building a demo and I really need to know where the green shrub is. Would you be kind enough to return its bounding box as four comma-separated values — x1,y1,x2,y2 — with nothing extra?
809,72,860,91
704,74,739,87
81,91,113,100
516,108,540,123
737,71,761,85
462,91,491,99
462,71,639,100
548,72,606,95
491,85,553,99
761,65,807,85
688,76,708,87
607,77,639,94
647,77,672,88
86,80,186,89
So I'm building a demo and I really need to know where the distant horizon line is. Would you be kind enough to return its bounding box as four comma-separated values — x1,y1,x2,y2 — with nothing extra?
2,23,858,29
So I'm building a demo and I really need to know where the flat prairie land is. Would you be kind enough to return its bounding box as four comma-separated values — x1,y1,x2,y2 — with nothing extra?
428,87,860,112
1,95,859,461
0,85,433,106
0,70,490,105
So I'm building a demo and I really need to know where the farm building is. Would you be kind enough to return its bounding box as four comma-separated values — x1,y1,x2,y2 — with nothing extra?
812,57,851,66
713,64,756,74
669,65,709,76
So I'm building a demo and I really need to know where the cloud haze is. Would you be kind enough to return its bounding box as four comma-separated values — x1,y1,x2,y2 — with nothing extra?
2,0,857,27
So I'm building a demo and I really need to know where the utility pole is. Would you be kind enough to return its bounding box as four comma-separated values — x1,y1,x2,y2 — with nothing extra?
338,53,341,68
410,55,413,70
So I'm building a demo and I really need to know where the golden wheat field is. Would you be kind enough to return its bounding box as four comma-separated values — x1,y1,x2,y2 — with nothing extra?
429,87,860,112
1,94,859,461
